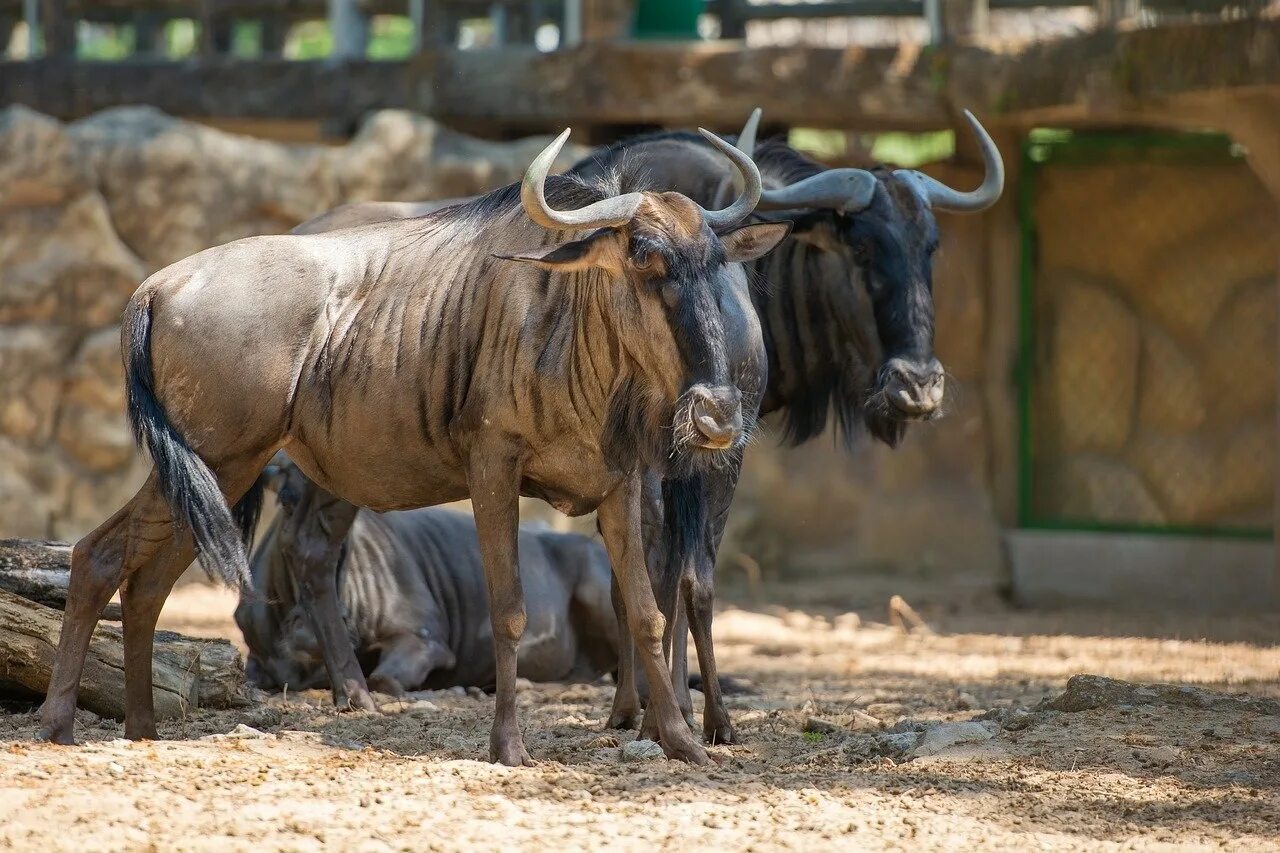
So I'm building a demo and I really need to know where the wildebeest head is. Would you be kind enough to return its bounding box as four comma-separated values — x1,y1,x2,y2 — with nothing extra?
735,110,1003,445
499,129,788,474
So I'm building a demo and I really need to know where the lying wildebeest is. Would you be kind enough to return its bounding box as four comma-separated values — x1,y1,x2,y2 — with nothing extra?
236,457,619,695
565,109,1005,743
39,126,790,767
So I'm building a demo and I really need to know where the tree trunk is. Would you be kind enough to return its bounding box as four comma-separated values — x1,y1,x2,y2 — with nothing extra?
0,539,122,620
0,587,248,720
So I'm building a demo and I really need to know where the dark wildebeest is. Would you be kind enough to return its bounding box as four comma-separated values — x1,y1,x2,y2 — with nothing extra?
566,109,1005,743
38,127,790,766
236,457,619,695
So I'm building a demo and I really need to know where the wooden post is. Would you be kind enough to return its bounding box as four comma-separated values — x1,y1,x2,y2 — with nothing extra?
328,0,368,60
23,0,38,57
1095,0,1139,26
713,0,746,40
260,15,285,56
930,0,988,45
39,0,74,57
580,0,633,43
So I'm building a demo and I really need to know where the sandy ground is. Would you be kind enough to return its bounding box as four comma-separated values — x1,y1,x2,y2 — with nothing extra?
1,573,1278,852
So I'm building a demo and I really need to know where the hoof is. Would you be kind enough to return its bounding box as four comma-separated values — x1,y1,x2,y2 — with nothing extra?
125,726,160,742
338,686,378,713
367,675,407,699
490,738,535,767
605,710,641,731
36,725,75,746
661,733,711,766
703,722,736,746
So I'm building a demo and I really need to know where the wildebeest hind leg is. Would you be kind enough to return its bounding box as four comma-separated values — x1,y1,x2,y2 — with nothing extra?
38,495,141,744
121,457,265,739
469,445,533,767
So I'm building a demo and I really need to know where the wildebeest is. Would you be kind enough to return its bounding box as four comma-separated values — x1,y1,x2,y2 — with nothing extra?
38,127,790,767
565,109,1005,743
245,111,1005,746
236,457,619,695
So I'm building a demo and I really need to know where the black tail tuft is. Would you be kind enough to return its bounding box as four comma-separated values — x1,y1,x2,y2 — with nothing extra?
232,475,266,553
124,294,251,588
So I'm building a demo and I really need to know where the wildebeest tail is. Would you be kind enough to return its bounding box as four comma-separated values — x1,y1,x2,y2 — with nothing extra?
123,292,252,588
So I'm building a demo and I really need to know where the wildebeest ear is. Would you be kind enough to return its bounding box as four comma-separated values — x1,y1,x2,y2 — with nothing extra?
493,228,621,273
721,221,792,263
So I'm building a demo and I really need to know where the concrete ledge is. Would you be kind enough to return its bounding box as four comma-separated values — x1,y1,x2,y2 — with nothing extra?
1006,530,1277,613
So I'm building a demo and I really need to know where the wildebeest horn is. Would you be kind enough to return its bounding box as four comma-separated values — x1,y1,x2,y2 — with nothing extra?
895,110,1004,213
732,108,877,213
696,128,763,231
521,129,645,230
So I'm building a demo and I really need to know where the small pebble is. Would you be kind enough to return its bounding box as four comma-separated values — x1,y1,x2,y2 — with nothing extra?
621,739,665,762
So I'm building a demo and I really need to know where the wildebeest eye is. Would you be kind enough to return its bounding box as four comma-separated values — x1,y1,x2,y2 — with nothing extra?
633,252,661,275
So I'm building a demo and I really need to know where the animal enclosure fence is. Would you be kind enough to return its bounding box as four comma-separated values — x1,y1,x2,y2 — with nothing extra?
1018,130,1277,537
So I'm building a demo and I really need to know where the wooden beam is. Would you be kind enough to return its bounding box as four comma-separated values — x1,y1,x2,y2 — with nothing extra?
0,21,1275,132
0,588,248,719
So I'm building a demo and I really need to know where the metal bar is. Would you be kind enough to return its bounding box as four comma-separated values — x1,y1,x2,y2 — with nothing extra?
562,0,580,46
408,0,423,52
22,0,36,55
327,0,366,60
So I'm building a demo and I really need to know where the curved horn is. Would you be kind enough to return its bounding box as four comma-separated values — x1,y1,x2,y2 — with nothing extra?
696,128,763,232
757,169,878,213
733,108,877,214
736,107,762,159
895,110,1004,213
521,128,645,230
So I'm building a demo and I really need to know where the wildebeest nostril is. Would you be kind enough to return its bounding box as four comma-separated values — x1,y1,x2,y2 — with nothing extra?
691,393,741,448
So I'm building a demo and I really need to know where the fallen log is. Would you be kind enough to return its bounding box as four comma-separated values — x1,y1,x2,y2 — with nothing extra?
0,588,249,719
0,539,123,621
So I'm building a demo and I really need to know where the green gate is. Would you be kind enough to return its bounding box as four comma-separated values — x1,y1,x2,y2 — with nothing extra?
1017,130,1276,538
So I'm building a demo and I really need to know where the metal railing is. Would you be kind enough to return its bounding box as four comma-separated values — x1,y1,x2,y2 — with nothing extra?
2,0,1270,59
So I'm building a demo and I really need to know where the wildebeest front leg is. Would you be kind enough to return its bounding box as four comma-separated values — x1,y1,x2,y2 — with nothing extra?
598,472,709,765
367,634,456,697
468,445,533,767
684,463,743,745
278,486,374,712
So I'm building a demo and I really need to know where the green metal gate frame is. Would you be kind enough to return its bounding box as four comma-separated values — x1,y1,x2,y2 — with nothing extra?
1016,128,1272,540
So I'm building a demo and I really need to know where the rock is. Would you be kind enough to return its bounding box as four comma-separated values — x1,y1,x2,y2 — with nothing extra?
108,762,125,776
847,709,884,730
1207,726,1234,739
1143,745,1182,766
1138,327,1205,433
1052,454,1165,525
910,721,999,758
954,691,979,710
467,686,488,699
1203,277,1276,422
55,328,134,473
277,730,324,743
865,702,908,721
1045,674,1280,716
0,106,95,207
240,706,283,730
621,739,665,762
833,612,861,632
1048,277,1140,454
203,724,273,741
803,717,847,736
846,728,923,763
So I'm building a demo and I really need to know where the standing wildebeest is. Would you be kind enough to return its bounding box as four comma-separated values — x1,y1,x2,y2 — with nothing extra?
246,110,1005,746
566,109,1005,743
236,457,619,695
37,127,791,766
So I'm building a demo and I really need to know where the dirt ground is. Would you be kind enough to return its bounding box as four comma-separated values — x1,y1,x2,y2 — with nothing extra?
1,571,1278,851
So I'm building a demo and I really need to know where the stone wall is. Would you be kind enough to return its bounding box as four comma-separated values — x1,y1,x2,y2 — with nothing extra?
1030,156,1278,530
0,106,585,540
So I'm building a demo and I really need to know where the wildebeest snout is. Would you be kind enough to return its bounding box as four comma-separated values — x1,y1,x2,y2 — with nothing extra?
688,385,743,449
882,356,945,417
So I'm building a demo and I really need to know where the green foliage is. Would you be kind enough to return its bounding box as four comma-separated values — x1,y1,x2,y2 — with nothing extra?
165,19,198,58
788,128,956,169
368,16,415,60
802,731,823,744
77,24,132,60
287,21,333,60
